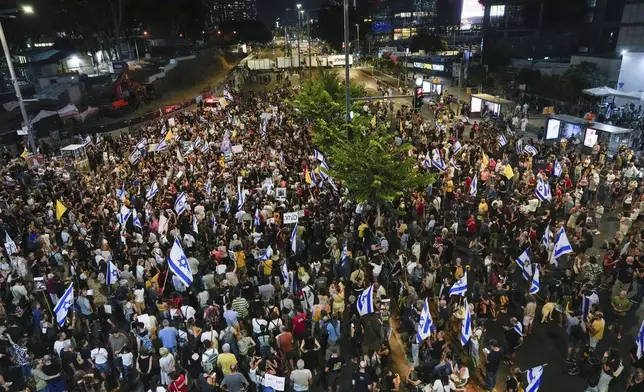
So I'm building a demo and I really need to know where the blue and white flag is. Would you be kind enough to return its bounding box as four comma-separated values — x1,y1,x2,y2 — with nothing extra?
291,223,298,253
220,130,232,154
449,272,468,296
319,167,329,181
535,178,551,202
211,216,217,234
174,192,188,215
205,179,212,197
513,321,523,337
499,134,507,147
524,144,538,156
254,208,261,228
280,151,285,163
423,151,431,168
357,285,375,316
223,88,233,102
155,139,169,153
432,149,447,171
132,208,142,229
136,138,148,151
146,181,159,201
417,299,436,343
107,260,119,285
237,185,245,210
582,293,592,322
460,298,472,346
453,141,462,155
449,157,461,170
314,149,325,162
506,125,514,136
526,365,545,392
84,135,93,147
117,184,126,201
4,232,17,255
168,239,193,287
258,245,273,262
53,282,74,327
516,139,523,155
321,160,330,172
530,264,540,294
260,120,267,138
201,141,209,154
310,169,318,187
340,242,347,266
542,224,552,248
224,197,230,213
636,320,644,359
281,262,289,288
118,205,132,226
470,175,478,197
193,136,202,149
516,249,532,281
554,159,563,177
554,227,573,260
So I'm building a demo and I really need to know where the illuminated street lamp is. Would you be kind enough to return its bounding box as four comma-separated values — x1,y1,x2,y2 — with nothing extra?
21,5,34,14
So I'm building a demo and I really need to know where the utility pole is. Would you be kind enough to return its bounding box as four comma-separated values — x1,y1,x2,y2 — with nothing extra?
134,38,140,62
343,0,352,140
297,4,302,79
307,12,312,79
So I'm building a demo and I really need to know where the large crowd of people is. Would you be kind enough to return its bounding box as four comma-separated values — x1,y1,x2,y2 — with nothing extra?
0,69,641,392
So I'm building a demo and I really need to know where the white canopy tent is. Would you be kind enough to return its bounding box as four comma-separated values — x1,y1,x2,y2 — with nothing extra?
621,90,644,101
582,86,625,97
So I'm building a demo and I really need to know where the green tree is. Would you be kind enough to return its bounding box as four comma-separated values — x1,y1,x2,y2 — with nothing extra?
466,65,487,87
410,34,448,53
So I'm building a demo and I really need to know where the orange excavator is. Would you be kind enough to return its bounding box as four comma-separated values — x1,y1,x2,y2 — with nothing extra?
99,64,151,115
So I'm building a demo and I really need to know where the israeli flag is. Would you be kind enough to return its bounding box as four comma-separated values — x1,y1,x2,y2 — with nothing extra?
155,139,169,153
513,321,523,337
417,299,436,342
168,239,193,287
254,208,261,228
280,151,285,163
205,180,212,197
201,141,209,154
499,134,507,147
310,169,318,187
319,167,329,181
84,135,93,147
107,260,119,285
258,245,273,262
636,320,644,359
341,242,347,266
161,124,167,134
542,224,552,248
582,293,592,321
291,223,298,253
449,157,461,170
136,138,148,151
146,181,159,201
554,227,573,259
535,178,551,202
470,175,478,197
194,136,202,149
449,272,468,296
526,365,545,392
516,250,532,281
460,298,472,346
321,160,330,172
530,264,540,294
554,159,563,177
4,232,17,255
281,262,290,288
174,192,188,215
118,205,132,226
516,139,523,154
260,120,267,138
506,125,514,136
423,151,431,168
223,88,233,102
117,184,126,201
211,216,217,233
432,150,447,171
357,284,375,316
53,282,74,327
237,185,245,210
543,180,552,201
132,208,142,229
453,140,462,155
524,144,538,156
192,215,198,233
224,197,231,213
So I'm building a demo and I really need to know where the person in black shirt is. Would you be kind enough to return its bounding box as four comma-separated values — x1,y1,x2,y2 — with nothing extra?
484,339,503,392
42,355,65,392
613,256,635,298
352,361,373,392
325,348,344,392
627,368,644,392
505,366,521,392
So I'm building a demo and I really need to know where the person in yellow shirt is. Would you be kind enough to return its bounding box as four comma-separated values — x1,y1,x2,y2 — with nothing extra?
358,222,369,239
263,257,273,276
216,343,238,375
588,311,605,353
478,199,488,220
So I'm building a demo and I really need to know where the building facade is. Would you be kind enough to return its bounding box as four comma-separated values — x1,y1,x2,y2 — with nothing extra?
210,0,258,26
369,0,438,42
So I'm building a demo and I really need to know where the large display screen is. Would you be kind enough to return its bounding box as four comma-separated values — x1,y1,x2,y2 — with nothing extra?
584,128,598,147
471,97,482,113
461,0,484,30
545,119,561,140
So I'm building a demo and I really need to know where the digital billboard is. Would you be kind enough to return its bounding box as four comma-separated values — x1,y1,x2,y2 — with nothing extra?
460,0,484,30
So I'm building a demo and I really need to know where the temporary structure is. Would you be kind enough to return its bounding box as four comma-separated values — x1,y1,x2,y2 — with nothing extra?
621,90,644,101
581,86,624,97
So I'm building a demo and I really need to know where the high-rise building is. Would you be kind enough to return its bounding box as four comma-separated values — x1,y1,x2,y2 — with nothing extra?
368,0,438,41
210,0,258,26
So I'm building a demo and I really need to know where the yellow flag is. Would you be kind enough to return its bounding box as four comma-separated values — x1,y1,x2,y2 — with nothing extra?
504,164,514,179
164,129,174,141
232,129,237,139
371,115,376,127
56,200,68,221
482,153,489,168
20,150,29,159
305,168,312,184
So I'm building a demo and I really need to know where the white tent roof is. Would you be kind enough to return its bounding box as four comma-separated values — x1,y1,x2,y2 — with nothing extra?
621,90,644,101
582,86,623,97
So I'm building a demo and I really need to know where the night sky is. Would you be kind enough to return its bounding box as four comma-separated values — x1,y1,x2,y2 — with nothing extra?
257,0,326,26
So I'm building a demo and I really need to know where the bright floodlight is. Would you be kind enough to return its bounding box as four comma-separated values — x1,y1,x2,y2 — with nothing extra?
21,5,34,14
297,3,302,9
621,50,628,55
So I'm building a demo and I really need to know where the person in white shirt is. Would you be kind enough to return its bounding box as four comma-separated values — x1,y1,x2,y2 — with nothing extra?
118,346,134,379
134,285,145,314
180,304,196,321
53,333,70,356
91,345,110,375
201,329,219,344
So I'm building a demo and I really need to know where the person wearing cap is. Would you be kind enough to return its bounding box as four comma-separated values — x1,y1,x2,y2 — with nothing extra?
216,343,237,376
290,359,313,392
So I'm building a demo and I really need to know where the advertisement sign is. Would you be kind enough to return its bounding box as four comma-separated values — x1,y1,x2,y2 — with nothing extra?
545,119,561,140
470,97,482,113
461,0,484,30
584,128,599,147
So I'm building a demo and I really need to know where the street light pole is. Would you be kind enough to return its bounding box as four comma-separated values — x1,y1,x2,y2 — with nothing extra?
296,4,302,78
307,13,312,79
343,0,351,139
355,24,359,55
0,18,37,153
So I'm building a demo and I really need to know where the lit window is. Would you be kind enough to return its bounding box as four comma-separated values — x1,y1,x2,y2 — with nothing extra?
490,5,505,17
